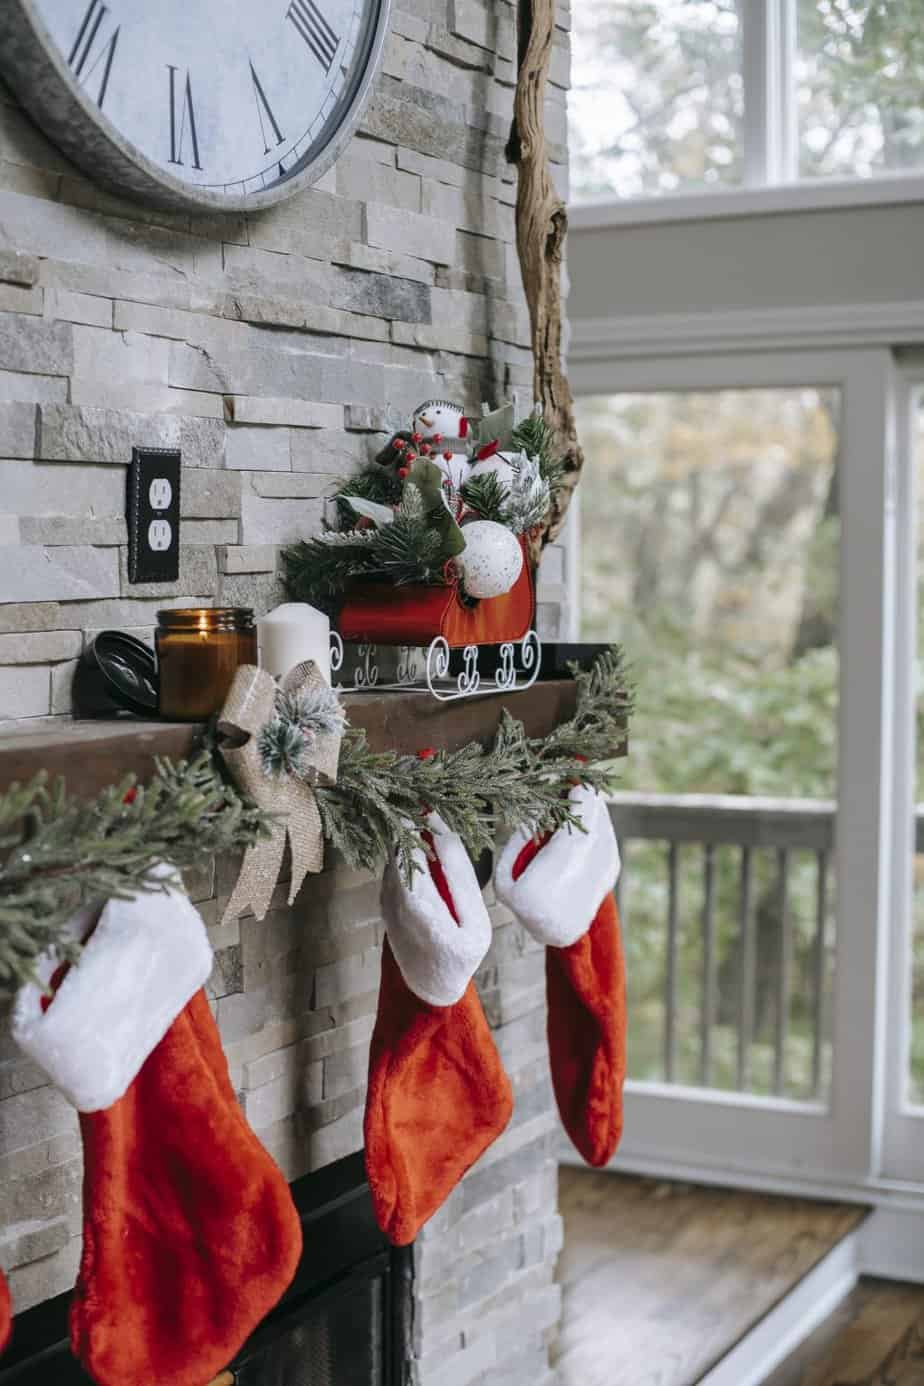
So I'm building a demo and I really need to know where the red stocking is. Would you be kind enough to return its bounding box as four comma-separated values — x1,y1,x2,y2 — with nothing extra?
496,786,626,1167
70,991,302,1386
0,1270,11,1356
365,816,513,1245
11,873,302,1386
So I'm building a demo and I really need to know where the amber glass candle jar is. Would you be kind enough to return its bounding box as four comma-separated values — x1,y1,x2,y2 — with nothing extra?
156,608,257,720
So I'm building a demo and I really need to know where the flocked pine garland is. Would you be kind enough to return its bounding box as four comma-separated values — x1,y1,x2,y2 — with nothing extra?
0,648,631,993
0,755,274,993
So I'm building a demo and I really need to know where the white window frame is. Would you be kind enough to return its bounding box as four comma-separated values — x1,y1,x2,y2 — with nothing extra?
570,347,905,1197
570,0,924,229
882,359,924,1185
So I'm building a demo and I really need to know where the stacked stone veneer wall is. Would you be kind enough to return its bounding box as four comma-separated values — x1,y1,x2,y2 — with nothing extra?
0,0,572,724
0,2,571,1383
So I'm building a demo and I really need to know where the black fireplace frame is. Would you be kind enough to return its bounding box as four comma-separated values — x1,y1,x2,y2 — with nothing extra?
0,1151,412,1385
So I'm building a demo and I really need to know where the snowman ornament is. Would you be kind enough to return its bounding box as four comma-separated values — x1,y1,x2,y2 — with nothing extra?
412,399,473,490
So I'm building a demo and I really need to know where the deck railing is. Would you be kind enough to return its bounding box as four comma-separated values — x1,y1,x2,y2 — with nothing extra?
608,792,839,1100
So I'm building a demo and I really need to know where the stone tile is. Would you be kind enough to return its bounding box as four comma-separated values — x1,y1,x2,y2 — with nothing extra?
118,544,218,598
0,1215,70,1270
19,516,127,546
44,288,112,328
0,370,67,404
220,544,278,574
226,397,342,429
39,403,174,465
314,947,383,1009
0,1085,77,1159
180,519,239,545
7,1236,82,1314
306,1103,364,1171
181,468,242,518
226,425,291,472
365,204,456,266
0,401,37,458
0,665,50,718
0,545,119,603
322,1044,369,1101
240,492,324,544
0,630,82,663
0,248,40,288
0,285,42,315
0,311,72,376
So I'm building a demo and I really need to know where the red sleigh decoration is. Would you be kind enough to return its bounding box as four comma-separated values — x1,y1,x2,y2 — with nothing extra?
337,537,535,649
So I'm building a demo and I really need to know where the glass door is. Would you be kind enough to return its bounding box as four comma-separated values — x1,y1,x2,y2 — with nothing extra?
573,347,898,1188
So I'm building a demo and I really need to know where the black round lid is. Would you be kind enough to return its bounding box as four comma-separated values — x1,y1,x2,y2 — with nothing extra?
73,631,159,718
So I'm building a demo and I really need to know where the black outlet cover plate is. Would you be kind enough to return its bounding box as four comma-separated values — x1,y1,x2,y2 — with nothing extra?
127,447,181,584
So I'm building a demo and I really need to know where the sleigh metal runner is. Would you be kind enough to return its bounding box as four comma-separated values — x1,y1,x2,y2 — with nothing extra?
329,630,543,702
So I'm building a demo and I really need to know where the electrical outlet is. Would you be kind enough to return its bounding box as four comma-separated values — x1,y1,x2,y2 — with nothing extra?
127,447,181,583
147,518,173,551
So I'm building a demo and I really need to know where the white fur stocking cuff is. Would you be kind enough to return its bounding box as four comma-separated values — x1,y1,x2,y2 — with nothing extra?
494,786,620,948
381,814,491,1007
12,864,213,1112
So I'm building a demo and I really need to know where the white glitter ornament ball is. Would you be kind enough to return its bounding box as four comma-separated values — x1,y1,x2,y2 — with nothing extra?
457,521,523,599
467,449,518,494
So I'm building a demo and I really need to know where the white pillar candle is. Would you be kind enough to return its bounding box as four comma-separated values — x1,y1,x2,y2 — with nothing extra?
257,603,331,683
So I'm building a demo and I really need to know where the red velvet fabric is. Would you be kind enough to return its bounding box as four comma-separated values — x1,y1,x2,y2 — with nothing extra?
69,990,302,1386
0,1269,11,1357
338,538,535,648
364,849,512,1245
512,835,626,1168
364,943,513,1246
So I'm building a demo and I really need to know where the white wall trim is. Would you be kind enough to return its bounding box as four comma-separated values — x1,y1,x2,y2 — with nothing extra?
696,1234,859,1386
569,171,924,231
569,300,924,363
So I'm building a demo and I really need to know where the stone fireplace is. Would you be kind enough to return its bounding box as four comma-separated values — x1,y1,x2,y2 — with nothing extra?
0,0,572,1374
0,694,568,1386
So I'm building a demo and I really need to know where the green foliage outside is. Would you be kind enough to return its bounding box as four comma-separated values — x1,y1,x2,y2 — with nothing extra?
570,0,924,200
576,388,924,1104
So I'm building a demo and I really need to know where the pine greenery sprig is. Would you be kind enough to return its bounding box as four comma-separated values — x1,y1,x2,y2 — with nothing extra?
511,410,567,500
0,755,274,994
282,480,459,607
501,454,551,533
461,455,550,533
333,463,402,524
259,682,348,778
258,718,308,778
460,471,509,523
316,645,632,882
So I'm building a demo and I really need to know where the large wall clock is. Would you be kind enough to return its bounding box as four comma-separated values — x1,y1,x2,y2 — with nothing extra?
0,0,391,212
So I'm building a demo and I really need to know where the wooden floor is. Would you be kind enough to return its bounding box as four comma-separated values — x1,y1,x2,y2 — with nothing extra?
763,1277,924,1385
553,1168,865,1386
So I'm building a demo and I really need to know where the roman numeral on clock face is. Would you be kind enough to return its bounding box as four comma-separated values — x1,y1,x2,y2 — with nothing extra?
167,66,202,170
250,62,285,155
68,0,120,108
286,0,340,74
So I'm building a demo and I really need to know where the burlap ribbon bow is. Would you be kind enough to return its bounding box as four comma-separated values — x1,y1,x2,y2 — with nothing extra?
217,661,341,926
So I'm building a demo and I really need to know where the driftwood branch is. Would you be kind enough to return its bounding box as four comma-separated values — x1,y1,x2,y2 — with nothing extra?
508,0,583,554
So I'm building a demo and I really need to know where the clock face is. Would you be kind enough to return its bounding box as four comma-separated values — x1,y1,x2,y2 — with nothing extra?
0,0,390,210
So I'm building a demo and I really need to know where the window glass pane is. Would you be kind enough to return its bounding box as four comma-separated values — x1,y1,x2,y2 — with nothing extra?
798,0,924,179
569,0,743,200
576,388,839,1100
911,387,924,1106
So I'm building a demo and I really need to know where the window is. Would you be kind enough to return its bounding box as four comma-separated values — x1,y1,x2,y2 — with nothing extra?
577,386,839,1101
569,1,743,200
799,1,924,179
571,0,924,207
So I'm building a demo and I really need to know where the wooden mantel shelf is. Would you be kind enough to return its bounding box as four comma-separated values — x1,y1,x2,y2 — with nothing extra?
0,681,588,797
